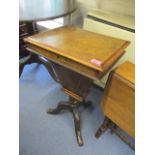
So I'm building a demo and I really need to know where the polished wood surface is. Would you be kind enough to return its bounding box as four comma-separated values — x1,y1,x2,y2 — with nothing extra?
19,0,77,22
45,61,92,146
47,61,92,98
115,61,135,84
26,44,101,81
24,26,130,72
95,116,134,149
101,61,135,138
62,88,83,102
21,27,130,146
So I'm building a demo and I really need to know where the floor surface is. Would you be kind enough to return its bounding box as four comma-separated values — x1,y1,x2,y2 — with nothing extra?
19,63,134,155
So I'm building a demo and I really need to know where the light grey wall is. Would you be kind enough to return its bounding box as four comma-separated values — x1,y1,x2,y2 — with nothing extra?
71,0,135,27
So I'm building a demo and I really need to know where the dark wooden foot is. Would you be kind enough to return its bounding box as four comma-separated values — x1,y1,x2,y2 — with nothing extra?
96,118,135,150
47,97,86,146
37,56,60,82
19,54,32,77
19,63,24,78
19,53,40,78
19,53,58,81
83,100,92,108
72,106,83,146
95,117,111,138
47,102,71,114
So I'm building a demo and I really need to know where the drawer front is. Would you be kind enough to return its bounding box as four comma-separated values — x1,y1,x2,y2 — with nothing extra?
101,73,135,137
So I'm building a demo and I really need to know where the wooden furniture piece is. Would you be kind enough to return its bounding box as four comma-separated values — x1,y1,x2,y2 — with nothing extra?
19,0,77,74
95,61,135,148
20,26,129,146
19,22,38,58
19,0,77,22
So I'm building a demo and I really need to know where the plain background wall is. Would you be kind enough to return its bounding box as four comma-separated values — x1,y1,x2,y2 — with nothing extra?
72,0,135,27
70,0,135,88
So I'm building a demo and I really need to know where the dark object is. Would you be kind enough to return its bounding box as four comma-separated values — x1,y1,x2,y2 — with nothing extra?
19,22,36,58
20,55,93,146
19,53,57,81
47,96,92,146
45,63,92,146
95,117,135,150
95,117,111,138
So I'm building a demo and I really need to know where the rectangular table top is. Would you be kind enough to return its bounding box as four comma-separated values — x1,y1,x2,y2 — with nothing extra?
24,26,129,72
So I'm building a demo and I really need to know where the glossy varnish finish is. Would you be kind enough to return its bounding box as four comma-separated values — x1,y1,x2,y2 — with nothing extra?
26,44,101,81
114,61,134,84
20,26,130,146
24,26,130,72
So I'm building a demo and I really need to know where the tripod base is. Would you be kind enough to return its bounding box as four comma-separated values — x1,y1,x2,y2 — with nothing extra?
47,97,91,146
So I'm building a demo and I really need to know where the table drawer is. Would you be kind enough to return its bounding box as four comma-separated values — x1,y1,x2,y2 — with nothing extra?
26,44,102,81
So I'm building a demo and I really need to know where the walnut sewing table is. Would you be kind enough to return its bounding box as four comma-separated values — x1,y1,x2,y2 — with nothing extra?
21,26,129,146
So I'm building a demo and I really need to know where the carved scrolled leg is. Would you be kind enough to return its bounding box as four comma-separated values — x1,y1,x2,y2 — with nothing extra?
19,54,32,78
19,53,40,78
72,106,83,146
47,102,71,114
37,56,60,82
19,63,25,78
47,96,84,146
95,117,110,138
19,53,57,80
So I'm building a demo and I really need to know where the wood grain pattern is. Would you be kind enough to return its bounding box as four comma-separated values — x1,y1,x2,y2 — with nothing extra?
24,26,130,72
114,61,135,84
26,44,101,80
62,88,83,102
101,62,135,138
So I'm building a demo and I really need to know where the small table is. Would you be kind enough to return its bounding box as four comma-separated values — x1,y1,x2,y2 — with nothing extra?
95,61,135,149
19,0,77,22
19,0,77,76
21,26,129,146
